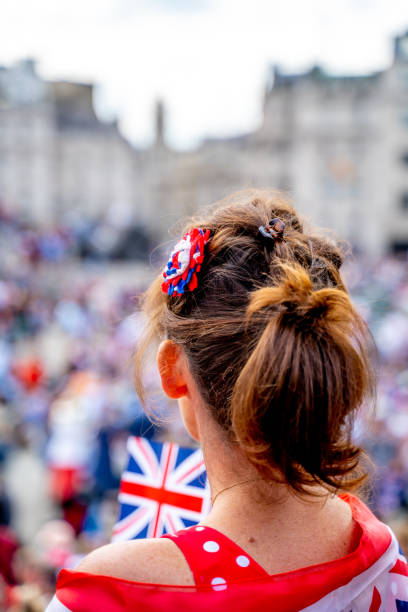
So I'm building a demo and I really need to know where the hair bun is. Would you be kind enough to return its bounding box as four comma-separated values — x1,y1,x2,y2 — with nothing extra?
247,263,310,312
248,263,350,328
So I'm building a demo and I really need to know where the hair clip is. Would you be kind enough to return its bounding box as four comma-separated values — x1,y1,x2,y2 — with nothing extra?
258,218,285,242
162,228,211,296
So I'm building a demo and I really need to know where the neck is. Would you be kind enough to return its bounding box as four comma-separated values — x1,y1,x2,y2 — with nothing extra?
196,415,355,573
199,422,333,529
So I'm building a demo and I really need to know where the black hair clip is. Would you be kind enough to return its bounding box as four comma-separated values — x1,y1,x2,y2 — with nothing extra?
258,218,285,243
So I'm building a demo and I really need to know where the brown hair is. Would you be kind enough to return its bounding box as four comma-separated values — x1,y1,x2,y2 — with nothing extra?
135,189,375,494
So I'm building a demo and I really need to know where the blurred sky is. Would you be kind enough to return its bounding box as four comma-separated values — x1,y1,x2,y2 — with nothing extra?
0,0,407,149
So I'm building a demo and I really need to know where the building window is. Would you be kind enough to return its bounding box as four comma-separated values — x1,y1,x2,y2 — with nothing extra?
401,193,408,210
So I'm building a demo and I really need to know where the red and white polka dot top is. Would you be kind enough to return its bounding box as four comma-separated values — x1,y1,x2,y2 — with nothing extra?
48,495,408,612
163,524,269,591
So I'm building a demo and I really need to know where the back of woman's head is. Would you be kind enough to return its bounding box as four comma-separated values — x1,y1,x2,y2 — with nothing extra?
136,189,375,494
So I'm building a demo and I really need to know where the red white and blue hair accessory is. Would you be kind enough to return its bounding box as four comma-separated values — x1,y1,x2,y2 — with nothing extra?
162,228,211,296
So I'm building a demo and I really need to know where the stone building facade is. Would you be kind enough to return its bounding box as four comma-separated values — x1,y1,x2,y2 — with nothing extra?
0,59,141,229
1,30,408,254
154,29,408,255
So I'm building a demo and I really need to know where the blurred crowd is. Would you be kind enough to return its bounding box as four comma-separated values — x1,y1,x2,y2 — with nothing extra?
0,207,407,610
0,208,174,610
344,257,408,536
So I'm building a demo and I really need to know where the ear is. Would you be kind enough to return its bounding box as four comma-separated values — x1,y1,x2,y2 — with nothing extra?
157,341,200,442
157,340,188,399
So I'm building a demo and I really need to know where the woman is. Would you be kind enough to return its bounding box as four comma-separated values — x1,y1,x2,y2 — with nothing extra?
48,191,408,611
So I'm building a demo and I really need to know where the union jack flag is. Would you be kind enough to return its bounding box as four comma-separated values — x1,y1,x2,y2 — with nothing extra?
112,436,210,541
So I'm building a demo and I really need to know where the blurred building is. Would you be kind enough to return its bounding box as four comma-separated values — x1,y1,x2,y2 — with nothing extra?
0,59,141,229
50,81,138,225
0,59,53,224
159,29,408,255
1,30,408,254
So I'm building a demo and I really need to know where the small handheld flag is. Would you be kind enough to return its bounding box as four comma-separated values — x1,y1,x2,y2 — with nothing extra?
112,436,210,542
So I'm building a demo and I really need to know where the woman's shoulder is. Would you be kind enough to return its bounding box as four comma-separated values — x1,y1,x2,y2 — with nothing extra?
77,537,194,585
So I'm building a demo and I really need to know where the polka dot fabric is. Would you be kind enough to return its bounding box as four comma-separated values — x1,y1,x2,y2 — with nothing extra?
162,525,268,590
51,495,408,611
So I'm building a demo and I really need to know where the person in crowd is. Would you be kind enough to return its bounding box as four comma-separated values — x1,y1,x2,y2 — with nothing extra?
47,190,408,611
